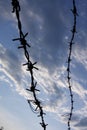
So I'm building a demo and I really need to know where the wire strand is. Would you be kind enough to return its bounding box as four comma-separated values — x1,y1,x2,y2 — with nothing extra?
67,0,78,130
11,0,48,130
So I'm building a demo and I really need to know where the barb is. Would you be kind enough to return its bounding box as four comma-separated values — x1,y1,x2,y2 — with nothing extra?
11,0,48,130
67,0,78,130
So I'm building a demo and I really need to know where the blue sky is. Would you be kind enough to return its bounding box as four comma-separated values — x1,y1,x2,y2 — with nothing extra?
0,0,87,130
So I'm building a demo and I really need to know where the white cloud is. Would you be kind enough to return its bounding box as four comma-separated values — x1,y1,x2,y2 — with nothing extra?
73,45,87,70
0,43,68,118
72,80,87,99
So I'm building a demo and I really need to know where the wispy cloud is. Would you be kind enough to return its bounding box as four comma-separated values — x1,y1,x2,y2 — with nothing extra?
1,42,87,129
73,45,87,69
0,43,29,98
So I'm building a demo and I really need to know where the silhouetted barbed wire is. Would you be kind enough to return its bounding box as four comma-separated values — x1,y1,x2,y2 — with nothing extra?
11,0,48,130
67,0,78,130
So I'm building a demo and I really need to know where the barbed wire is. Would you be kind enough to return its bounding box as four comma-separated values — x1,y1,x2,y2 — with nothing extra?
11,0,48,130
67,0,78,130
11,0,78,130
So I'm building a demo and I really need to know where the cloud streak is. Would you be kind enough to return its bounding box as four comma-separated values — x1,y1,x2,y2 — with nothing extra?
0,43,29,98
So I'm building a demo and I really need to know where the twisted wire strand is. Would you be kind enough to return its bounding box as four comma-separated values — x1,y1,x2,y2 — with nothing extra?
67,0,78,130
11,0,48,129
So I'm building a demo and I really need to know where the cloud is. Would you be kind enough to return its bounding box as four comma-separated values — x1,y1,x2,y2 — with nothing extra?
73,45,87,69
0,0,13,21
72,81,87,99
33,64,68,115
74,117,87,130
0,42,68,117
0,74,13,88
18,0,68,72
0,43,30,98
0,41,85,125
60,106,87,130
43,84,66,113
0,43,67,110
0,0,67,73
0,43,21,82
71,97,87,129
76,117,87,127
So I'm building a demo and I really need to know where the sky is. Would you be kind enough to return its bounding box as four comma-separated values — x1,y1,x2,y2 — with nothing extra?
0,0,87,130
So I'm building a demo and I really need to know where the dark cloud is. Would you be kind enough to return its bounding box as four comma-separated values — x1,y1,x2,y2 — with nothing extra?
50,85,64,104
75,117,87,128
20,0,68,72
0,0,12,20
